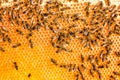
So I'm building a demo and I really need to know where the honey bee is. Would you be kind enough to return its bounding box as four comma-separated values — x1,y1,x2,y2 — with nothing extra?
81,54,84,63
16,29,23,35
26,32,33,39
113,71,120,75
89,69,94,77
0,46,5,52
93,1,103,10
50,58,58,65
75,74,79,80
28,73,31,78
1,26,8,32
104,0,110,6
97,70,102,80
13,62,18,70
6,35,11,43
77,66,84,80
29,39,33,48
110,75,116,80
12,43,21,48
85,2,91,17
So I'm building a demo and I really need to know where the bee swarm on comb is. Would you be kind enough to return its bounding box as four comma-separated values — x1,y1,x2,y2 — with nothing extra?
0,0,120,80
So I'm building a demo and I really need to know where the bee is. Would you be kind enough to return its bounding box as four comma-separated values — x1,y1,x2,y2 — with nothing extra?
97,70,102,80
65,14,70,23
81,64,86,70
68,64,72,72
7,35,11,43
67,0,78,2
89,69,94,77
63,48,72,53
108,5,116,12
88,43,93,50
4,0,9,3
92,1,103,10
49,26,55,33
26,32,32,39
29,39,33,48
85,2,91,17
77,67,85,80
28,73,31,78
56,48,62,53
2,35,11,43
91,63,97,71
95,56,99,64
75,74,79,80
105,46,111,56
15,19,20,26
33,23,41,31
81,54,84,63
60,7,70,11
114,24,120,35
2,35,7,42
99,50,107,62
16,29,23,35
50,58,58,65
13,62,18,70
118,63,120,66
72,64,76,72
53,17,58,23
114,52,120,57
0,15,3,22
113,71,120,75
80,19,87,25
12,43,21,48
1,26,8,32
13,0,17,2
105,61,110,68
68,64,76,72
59,64,67,68
72,13,80,21
69,24,78,29
104,0,110,6
9,17,15,26
11,12,16,20
39,0,43,4
0,46,5,52
98,65,104,68
110,75,116,80
87,55,94,63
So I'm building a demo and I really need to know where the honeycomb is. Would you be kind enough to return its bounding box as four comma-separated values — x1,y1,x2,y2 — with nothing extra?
0,0,120,80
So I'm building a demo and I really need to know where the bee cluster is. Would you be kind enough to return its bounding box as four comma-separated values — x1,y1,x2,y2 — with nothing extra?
0,0,120,80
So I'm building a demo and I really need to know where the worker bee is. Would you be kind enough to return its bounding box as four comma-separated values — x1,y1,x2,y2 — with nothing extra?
89,69,94,77
26,32,33,39
104,0,110,6
0,46,5,52
110,75,116,80
77,66,85,80
97,70,102,80
50,58,58,65
114,51,120,57
113,71,120,75
28,73,31,78
81,54,84,63
12,43,21,48
29,39,33,48
85,2,91,17
16,29,23,35
13,62,18,70
75,74,79,80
